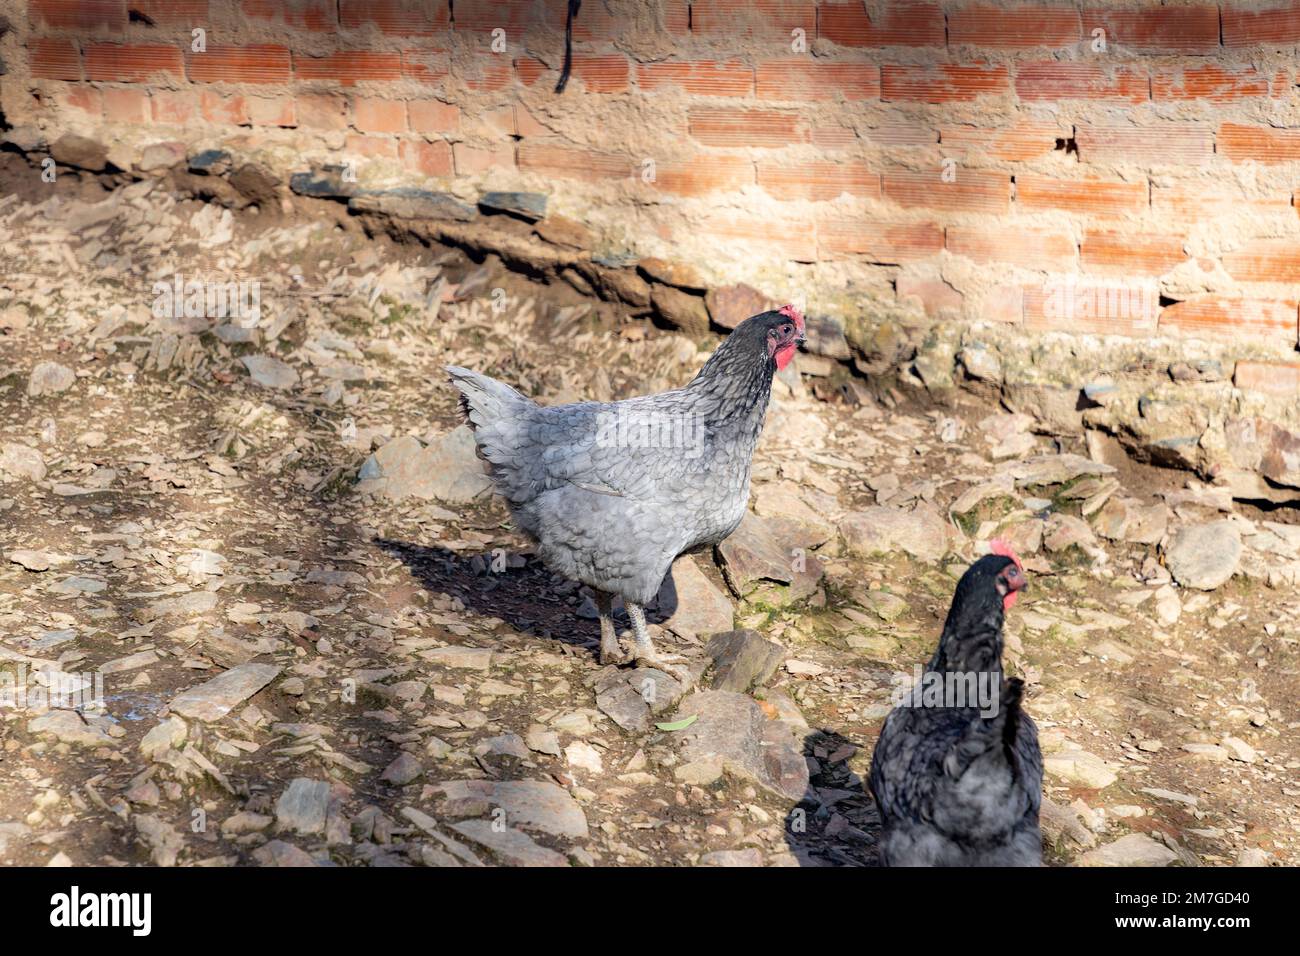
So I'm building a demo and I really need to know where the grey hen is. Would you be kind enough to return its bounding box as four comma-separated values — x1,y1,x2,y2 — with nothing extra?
447,307,805,680
869,545,1042,866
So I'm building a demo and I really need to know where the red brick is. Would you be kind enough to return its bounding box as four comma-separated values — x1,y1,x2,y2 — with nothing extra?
947,225,1077,271
940,119,1066,161
1015,62,1148,102
85,43,184,82
352,97,407,133
1152,65,1270,102
948,4,1082,49
30,38,82,81
518,143,630,182
1015,174,1147,218
1163,299,1299,340
1152,184,1292,221
349,134,400,160
690,108,806,148
818,1,944,47
1024,280,1160,335
461,61,513,92
1075,123,1214,166
663,0,691,35
977,285,1025,324
453,142,515,176
339,0,447,34
61,87,101,117
692,0,815,40
132,1,208,25
29,0,124,31
1221,239,1300,283
295,52,403,85
756,59,880,100
296,94,348,130
650,157,754,197
1218,122,1300,163
757,162,878,201
451,0,537,34
1083,5,1221,54
402,50,450,86
1234,359,1300,394
1223,2,1300,48
701,212,818,262
1081,231,1188,275
881,63,1010,103
102,87,149,123
897,274,964,316
151,90,198,124
819,220,944,262
189,45,291,84
862,121,936,147
637,61,753,97
516,55,629,94
200,91,249,125
811,125,859,150
247,96,296,127
408,99,459,134
882,168,1011,213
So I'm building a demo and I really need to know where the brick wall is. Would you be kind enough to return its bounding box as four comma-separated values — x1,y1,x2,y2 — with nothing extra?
5,0,1300,368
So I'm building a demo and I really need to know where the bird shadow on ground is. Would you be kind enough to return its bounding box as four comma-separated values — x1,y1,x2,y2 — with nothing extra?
373,537,684,660
785,728,881,867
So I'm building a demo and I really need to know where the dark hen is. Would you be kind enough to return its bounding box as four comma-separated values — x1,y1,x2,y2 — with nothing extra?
869,547,1043,866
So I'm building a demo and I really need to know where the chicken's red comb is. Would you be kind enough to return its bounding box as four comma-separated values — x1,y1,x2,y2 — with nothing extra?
990,538,1023,570
779,303,805,332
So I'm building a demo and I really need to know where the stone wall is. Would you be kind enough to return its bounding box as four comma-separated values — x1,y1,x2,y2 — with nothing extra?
3,0,1300,496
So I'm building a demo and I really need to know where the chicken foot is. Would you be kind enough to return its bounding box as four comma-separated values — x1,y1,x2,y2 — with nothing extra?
626,602,695,686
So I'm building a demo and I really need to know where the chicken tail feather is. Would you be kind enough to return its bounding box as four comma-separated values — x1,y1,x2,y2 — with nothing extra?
446,366,531,431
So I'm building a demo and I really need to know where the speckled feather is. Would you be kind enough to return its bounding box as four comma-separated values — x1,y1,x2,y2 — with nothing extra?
447,311,793,605
869,555,1044,866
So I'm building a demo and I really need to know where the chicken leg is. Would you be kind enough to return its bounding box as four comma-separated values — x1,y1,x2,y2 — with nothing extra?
596,591,624,666
626,602,694,686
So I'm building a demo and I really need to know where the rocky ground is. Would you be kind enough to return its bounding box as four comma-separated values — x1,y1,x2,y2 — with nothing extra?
0,161,1296,868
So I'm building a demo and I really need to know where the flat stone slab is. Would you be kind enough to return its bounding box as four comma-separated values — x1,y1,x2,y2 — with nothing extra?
1078,833,1178,867
479,191,547,221
349,188,476,222
169,662,281,722
673,690,809,801
839,504,952,563
356,427,492,503
421,645,493,671
705,630,786,694
656,554,733,640
241,355,299,390
1165,520,1242,590
450,820,567,867
275,778,331,835
438,780,588,839
28,710,118,748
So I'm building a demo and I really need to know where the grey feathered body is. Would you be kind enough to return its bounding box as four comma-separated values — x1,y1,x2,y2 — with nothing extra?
869,559,1043,867
447,324,776,605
